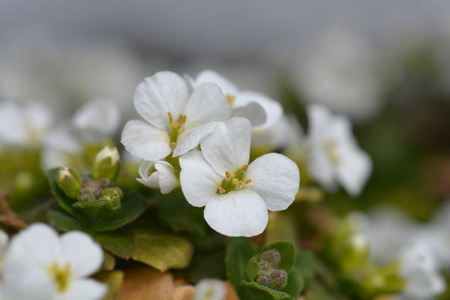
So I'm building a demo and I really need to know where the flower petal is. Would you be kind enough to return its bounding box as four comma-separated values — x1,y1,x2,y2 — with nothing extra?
194,70,239,96
234,91,283,131
200,117,251,175
179,151,223,207
134,71,189,130
0,101,27,146
72,98,120,137
137,161,178,194
246,153,300,211
308,146,337,191
65,279,108,300
60,231,103,278
121,120,171,161
184,82,231,128
204,190,268,237
137,160,159,188
231,102,266,129
173,122,218,157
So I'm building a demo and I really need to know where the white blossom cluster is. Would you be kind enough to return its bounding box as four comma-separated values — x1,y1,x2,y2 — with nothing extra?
121,70,299,237
0,224,106,300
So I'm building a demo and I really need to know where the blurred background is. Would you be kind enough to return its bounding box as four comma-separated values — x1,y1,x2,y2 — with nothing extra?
1,1,449,216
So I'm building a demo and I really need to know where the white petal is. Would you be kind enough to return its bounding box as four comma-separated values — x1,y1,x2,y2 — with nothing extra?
72,98,120,137
307,104,335,143
121,120,171,161
234,91,283,131
179,151,223,207
60,231,103,278
194,279,227,300
307,146,337,191
9,223,62,267
24,101,54,139
173,122,218,157
204,190,268,237
231,102,266,129
155,161,178,194
65,279,108,300
0,229,9,256
184,82,231,128
43,125,82,152
194,70,238,96
0,101,27,146
336,145,372,196
246,153,300,211
133,72,189,130
137,160,159,187
200,117,251,175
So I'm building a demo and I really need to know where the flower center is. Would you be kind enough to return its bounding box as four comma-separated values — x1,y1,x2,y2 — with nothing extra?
226,95,236,107
217,165,252,194
324,139,340,165
168,112,187,149
47,263,71,293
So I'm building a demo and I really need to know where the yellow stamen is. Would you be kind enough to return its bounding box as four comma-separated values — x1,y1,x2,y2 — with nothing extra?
241,165,249,172
225,171,231,179
244,179,252,184
237,181,244,189
233,170,236,176
218,187,226,194
168,112,173,124
47,264,71,292
231,178,239,185
226,95,236,106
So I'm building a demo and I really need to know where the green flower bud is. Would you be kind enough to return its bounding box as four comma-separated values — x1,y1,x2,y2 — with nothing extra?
56,167,82,199
246,257,260,281
98,187,123,210
260,249,281,268
92,146,120,181
269,269,288,289
256,273,270,286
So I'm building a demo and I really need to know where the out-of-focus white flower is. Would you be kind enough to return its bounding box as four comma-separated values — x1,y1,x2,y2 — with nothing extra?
137,160,178,194
0,101,54,148
194,279,227,300
122,71,231,161
306,104,372,196
42,99,120,171
194,70,283,132
179,117,299,237
399,242,445,300
2,223,106,300
292,27,381,121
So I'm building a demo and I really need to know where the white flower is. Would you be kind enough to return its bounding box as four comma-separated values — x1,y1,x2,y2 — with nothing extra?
121,71,231,161
194,279,227,300
42,99,120,171
2,223,106,300
0,101,54,148
194,70,283,132
137,160,178,194
306,104,372,196
179,117,300,237
399,242,445,300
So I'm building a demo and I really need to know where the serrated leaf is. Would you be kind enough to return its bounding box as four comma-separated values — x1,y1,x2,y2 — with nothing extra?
242,281,291,299
259,241,296,272
93,271,124,300
225,237,258,296
131,227,193,272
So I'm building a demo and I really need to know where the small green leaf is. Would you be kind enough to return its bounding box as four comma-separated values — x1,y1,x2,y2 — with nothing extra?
93,271,124,300
47,209,85,231
92,228,134,259
102,251,116,271
242,281,291,299
225,238,258,297
259,241,296,273
247,257,260,281
281,269,304,299
87,192,147,231
131,227,193,272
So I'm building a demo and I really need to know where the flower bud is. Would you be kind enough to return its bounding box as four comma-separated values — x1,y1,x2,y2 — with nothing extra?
92,146,120,181
269,269,288,289
99,187,123,210
260,249,281,268
256,273,270,286
56,167,82,199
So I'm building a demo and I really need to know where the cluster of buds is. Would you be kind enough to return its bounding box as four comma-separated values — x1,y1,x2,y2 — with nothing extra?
247,249,288,290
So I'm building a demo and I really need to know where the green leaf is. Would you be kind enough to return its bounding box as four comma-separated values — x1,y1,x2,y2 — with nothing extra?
247,257,260,281
47,209,85,231
88,192,147,231
176,248,227,283
92,228,134,259
225,238,258,297
294,251,316,288
131,227,193,272
93,271,124,300
281,269,304,299
102,251,116,271
242,281,291,300
259,241,296,272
